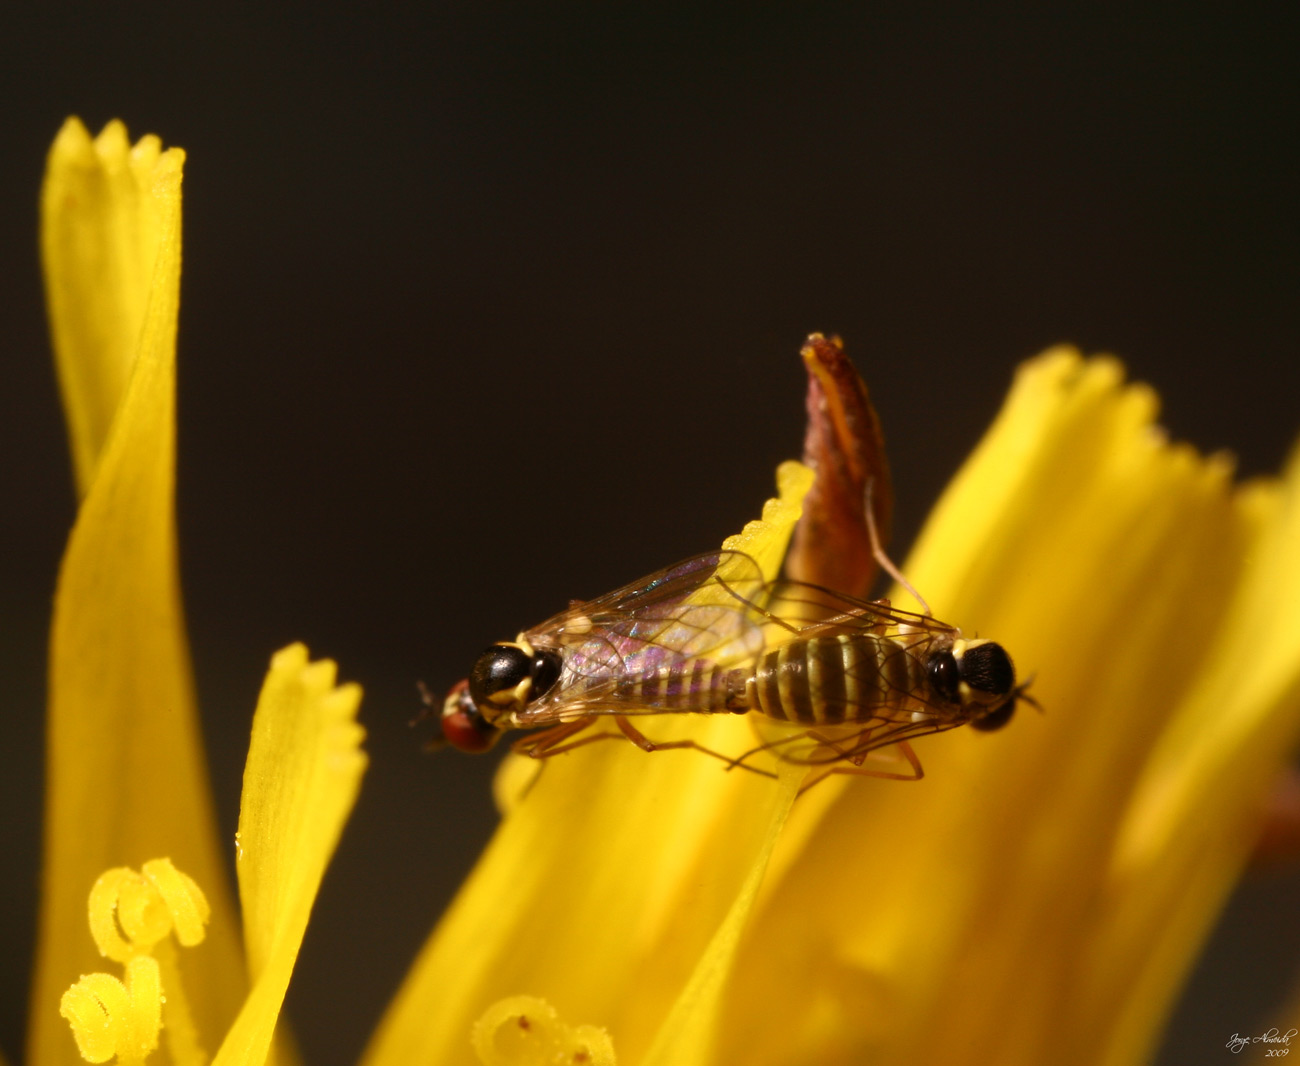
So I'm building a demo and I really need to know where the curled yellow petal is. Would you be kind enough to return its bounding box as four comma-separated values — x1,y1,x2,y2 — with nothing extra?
471,996,617,1066
32,118,244,1066
211,644,366,1066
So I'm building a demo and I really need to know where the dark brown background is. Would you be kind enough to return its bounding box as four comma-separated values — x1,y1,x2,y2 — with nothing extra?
2,6,1297,1065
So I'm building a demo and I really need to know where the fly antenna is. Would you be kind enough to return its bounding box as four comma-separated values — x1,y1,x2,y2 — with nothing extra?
865,477,931,615
413,680,449,750
1014,674,1043,714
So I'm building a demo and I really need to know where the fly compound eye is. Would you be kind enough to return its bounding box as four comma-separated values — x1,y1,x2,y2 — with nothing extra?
439,680,501,753
959,642,1016,698
531,649,562,700
468,644,533,709
927,650,961,704
970,698,1017,732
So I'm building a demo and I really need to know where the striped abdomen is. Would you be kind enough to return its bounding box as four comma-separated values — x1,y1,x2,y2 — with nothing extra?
744,633,941,724
608,656,749,712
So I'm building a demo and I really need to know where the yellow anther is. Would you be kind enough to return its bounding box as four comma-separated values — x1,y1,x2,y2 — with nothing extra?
60,956,162,1065
472,995,616,1066
88,858,210,962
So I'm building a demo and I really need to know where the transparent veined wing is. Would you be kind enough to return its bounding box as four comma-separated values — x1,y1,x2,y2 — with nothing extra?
516,551,769,722
514,549,962,724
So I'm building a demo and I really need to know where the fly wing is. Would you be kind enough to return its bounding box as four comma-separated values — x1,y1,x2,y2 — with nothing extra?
515,553,963,725
517,551,770,722
759,579,960,641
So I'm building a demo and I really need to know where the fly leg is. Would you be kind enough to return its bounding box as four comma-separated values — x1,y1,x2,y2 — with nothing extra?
724,724,882,772
807,726,925,779
723,728,823,772
864,477,931,615
614,717,778,780
727,724,926,788
837,737,923,778
512,717,776,780
512,717,616,758
506,718,628,805
797,738,925,793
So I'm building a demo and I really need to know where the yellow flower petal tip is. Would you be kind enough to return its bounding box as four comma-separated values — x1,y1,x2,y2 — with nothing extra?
42,116,185,495
213,645,365,1066
721,460,814,580
262,642,365,719
61,956,163,1065
243,643,367,791
472,996,617,1066
88,859,210,963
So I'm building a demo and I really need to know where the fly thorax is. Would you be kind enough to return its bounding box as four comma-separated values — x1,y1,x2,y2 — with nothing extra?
950,638,1015,704
948,638,1019,732
467,641,563,724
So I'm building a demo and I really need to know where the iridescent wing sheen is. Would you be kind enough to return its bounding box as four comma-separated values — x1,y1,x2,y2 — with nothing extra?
521,550,758,652
515,550,961,725
517,551,768,722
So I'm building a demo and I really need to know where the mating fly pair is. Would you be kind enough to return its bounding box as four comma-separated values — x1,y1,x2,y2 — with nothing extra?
433,335,1032,787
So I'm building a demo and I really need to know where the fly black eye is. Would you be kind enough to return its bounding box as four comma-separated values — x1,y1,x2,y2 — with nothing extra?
928,650,960,703
971,699,1017,732
960,642,1016,697
531,650,562,699
468,644,532,708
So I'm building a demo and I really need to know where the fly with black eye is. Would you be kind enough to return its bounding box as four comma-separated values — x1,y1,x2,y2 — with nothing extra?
432,549,1033,788
430,333,1034,788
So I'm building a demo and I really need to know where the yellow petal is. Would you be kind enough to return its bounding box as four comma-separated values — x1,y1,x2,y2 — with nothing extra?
717,351,1300,1066
212,644,366,1066
640,759,801,1066
31,119,246,1066
721,460,815,576
362,465,812,1066
1083,447,1300,1065
43,118,169,497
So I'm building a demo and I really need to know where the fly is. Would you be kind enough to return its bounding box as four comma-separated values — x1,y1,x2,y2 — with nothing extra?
434,549,1032,786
